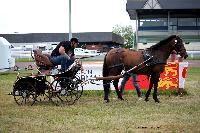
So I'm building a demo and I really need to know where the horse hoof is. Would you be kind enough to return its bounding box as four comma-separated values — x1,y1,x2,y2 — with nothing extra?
145,98,149,102
153,96,160,103
154,98,160,103
118,97,124,101
104,99,110,103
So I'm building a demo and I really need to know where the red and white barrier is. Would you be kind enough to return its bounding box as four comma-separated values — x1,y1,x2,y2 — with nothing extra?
179,62,188,89
123,62,188,91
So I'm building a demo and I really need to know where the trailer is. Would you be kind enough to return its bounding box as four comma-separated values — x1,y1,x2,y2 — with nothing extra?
0,37,15,72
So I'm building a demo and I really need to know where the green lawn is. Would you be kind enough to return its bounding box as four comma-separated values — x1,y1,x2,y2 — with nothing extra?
0,68,200,133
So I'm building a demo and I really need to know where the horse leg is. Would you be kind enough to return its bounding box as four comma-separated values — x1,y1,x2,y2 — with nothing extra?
113,80,124,100
145,77,153,102
152,76,160,103
103,80,110,103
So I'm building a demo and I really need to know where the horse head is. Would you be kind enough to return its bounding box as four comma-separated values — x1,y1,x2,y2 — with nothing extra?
174,36,188,59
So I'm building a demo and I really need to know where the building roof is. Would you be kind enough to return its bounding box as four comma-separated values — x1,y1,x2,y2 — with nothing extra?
127,0,200,19
0,32,124,45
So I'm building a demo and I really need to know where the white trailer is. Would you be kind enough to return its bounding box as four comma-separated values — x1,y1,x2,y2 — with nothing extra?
0,37,15,72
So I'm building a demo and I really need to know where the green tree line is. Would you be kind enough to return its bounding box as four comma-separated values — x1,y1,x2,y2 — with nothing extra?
112,25,136,49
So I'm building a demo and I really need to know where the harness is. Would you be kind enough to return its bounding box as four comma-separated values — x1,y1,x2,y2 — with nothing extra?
108,48,125,70
143,49,167,66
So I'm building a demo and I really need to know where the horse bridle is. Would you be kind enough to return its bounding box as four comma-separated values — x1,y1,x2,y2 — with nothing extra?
174,37,187,57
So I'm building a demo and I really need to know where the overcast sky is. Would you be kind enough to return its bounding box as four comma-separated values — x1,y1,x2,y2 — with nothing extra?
0,0,136,34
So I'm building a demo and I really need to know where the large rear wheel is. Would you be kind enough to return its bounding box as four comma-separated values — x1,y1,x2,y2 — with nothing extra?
13,81,37,106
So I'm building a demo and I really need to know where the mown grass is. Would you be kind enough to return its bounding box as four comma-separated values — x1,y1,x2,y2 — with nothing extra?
15,58,34,62
0,68,200,133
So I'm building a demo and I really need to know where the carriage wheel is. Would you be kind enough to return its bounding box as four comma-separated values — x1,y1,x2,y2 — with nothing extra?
13,81,37,106
74,77,83,101
50,77,80,106
34,81,53,104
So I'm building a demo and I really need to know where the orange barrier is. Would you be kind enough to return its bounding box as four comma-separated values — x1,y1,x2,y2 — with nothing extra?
123,62,188,90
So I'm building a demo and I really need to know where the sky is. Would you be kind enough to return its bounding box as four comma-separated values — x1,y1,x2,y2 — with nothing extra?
0,0,136,34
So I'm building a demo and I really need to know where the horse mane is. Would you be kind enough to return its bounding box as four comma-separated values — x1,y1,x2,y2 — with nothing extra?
149,35,177,50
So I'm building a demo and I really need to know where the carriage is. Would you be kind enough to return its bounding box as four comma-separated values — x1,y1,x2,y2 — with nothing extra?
12,49,84,106
11,35,188,105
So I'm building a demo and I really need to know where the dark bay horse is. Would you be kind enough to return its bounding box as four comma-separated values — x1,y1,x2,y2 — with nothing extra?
102,35,188,103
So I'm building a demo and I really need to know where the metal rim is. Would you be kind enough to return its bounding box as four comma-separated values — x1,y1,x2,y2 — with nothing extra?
50,77,81,106
13,81,37,106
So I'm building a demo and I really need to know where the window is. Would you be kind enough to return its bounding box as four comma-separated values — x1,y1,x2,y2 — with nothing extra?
139,18,168,30
139,18,167,27
197,18,200,26
178,18,196,26
169,18,177,31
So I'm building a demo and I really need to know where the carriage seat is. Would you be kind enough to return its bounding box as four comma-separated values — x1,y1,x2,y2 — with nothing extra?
33,49,54,70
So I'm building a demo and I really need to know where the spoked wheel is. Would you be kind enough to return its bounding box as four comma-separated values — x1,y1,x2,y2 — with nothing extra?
50,77,81,106
13,81,37,106
34,81,53,105
74,77,83,101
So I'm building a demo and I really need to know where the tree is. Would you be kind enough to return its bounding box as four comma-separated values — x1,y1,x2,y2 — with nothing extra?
112,25,135,48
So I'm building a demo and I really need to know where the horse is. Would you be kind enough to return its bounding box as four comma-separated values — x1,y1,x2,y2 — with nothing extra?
102,35,188,103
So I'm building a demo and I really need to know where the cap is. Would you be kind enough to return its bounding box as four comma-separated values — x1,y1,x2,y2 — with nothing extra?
70,38,79,43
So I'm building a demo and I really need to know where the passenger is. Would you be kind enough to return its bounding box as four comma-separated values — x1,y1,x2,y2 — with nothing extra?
50,38,79,72
120,73,143,100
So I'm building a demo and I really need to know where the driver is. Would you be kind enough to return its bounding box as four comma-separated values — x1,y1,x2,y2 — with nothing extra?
50,38,79,72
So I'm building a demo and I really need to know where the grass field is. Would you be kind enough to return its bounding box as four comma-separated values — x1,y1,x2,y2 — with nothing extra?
0,67,200,133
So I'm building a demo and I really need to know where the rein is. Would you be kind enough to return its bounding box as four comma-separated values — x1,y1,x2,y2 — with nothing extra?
143,49,167,66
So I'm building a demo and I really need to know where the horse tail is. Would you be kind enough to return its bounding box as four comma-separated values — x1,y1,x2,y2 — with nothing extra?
102,53,110,102
102,53,108,77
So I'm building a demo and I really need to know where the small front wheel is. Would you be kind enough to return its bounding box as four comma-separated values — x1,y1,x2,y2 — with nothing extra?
50,77,80,106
